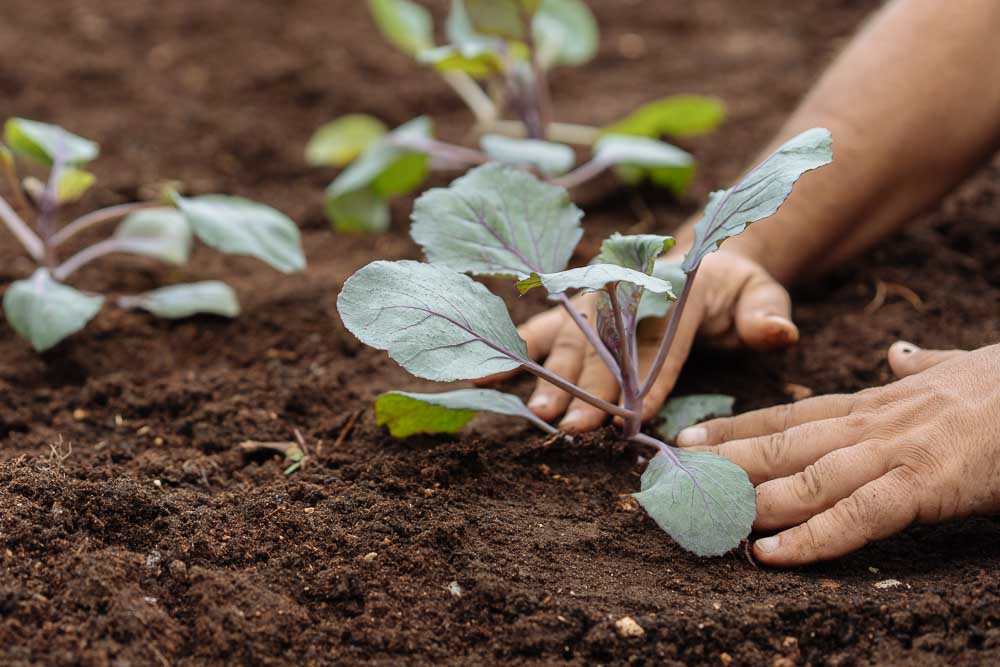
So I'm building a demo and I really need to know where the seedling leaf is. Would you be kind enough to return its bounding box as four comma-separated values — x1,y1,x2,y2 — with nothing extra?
376,388,554,437
305,114,388,167
3,118,99,166
411,163,583,278
114,207,193,266
418,45,504,78
479,134,575,176
517,263,675,297
3,269,104,352
636,261,687,321
56,168,96,204
634,450,755,556
120,281,240,319
325,188,391,234
595,135,693,170
605,95,726,139
657,394,735,441
337,260,529,381
462,0,526,40
682,128,832,272
533,0,599,68
174,195,306,274
368,0,435,55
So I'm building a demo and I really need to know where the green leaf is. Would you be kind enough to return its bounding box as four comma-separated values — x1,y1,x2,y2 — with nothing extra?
683,128,832,272
517,263,675,297
634,449,756,556
605,95,726,139
376,388,553,437
306,114,388,167
595,134,693,170
368,0,435,55
55,167,96,204
417,44,504,78
337,260,529,382
174,195,306,273
325,188,390,233
411,163,583,279
636,260,687,321
479,134,575,176
657,394,735,441
121,281,240,319
533,0,599,68
463,0,525,40
3,269,104,352
3,118,99,166
114,207,193,266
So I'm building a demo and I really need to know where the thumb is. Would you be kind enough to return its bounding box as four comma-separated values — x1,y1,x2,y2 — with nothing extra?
734,271,799,350
888,341,966,379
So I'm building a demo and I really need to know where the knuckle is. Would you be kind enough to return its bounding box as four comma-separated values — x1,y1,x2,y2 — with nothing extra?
755,431,787,472
792,464,825,503
832,495,875,541
770,403,795,432
896,442,941,477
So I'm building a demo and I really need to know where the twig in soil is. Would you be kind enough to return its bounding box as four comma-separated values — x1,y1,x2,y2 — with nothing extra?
864,279,925,316
541,431,573,447
333,409,363,449
743,539,759,569
240,437,308,476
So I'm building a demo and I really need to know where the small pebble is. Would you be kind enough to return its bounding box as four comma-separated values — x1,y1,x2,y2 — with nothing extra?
614,616,645,638
363,552,378,563
874,579,903,590
720,652,733,666
447,581,463,597
72,409,89,421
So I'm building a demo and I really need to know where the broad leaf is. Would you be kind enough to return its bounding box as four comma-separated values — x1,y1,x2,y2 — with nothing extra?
3,269,104,352
376,388,554,437
533,0,599,68
337,260,529,382
120,281,240,319
368,0,435,55
657,394,735,441
174,195,306,273
595,135,693,170
634,450,755,556
325,188,390,233
480,134,575,176
636,261,687,321
605,95,726,139
114,207,193,266
463,0,526,40
517,263,675,297
682,128,832,272
3,118,99,166
55,167,96,204
306,114,388,167
411,163,583,279
418,44,504,78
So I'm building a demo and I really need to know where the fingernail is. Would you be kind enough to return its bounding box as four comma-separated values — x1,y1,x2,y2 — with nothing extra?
676,427,707,447
764,315,798,343
528,396,550,411
896,341,918,355
755,535,780,554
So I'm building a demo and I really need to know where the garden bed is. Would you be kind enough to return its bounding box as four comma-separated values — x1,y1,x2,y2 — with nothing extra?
1,0,998,664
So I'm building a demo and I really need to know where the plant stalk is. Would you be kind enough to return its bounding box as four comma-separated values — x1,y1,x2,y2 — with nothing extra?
631,432,681,465
53,238,125,281
609,287,642,437
0,194,45,262
389,136,488,170
51,202,160,248
492,120,600,146
522,359,634,420
639,268,697,398
551,158,610,190
441,71,499,131
554,293,622,385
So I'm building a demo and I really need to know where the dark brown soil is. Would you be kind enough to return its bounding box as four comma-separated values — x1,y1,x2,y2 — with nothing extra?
1,1,998,665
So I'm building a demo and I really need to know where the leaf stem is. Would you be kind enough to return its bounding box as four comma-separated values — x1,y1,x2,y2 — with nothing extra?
441,70,499,131
0,195,45,262
522,359,633,420
1,153,31,213
639,268,697,398
554,292,622,386
609,286,642,437
550,158,610,190
631,432,681,465
387,135,488,170
492,120,601,146
53,238,126,281
51,202,161,248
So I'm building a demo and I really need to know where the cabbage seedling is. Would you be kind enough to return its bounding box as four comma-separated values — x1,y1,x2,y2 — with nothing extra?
0,118,306,352
338,128,832,555
308,0,726,232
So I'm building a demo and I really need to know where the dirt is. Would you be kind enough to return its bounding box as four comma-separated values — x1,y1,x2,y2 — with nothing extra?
1,1,998,665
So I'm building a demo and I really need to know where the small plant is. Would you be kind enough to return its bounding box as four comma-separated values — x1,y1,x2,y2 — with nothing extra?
0,118,306,352
308,0,725,232
338,128,832,556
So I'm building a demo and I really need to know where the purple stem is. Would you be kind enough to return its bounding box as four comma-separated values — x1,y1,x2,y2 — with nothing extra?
53,238,126,281
522,358,632,420
551,159,610,190
631,432,681,466
51,202,161,248
0,194,44,262
554,292,622,386
638,268,697,398
608,286,642,436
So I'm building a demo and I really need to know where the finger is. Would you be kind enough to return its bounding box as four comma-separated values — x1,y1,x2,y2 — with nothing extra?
753,467,919,566
474,307,566,385
696,416,862,485
676,394,856,448
527,325,586,421
560,345,619,433
734,272,799,350
637,303,703,422
888,341,965,379
755,441,890,530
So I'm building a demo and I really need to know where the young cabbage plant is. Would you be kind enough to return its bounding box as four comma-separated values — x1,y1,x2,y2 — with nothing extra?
338,128,832,556
308,0,725,232
0,118,306,352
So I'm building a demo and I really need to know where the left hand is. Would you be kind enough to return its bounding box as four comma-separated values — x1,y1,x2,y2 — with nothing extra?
677,341,1000,566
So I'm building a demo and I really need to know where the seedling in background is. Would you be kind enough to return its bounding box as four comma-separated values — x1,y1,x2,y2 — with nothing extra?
0,118,306,352
307,0,725,232
339,128,832,556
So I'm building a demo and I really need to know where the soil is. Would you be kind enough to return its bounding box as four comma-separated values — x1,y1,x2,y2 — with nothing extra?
1,1,998,665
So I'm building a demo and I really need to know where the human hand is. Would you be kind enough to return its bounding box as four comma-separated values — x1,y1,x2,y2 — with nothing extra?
484,248,798,433
677,342,1000,566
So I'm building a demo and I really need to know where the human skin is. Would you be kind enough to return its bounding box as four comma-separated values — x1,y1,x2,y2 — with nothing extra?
489,0,1000,563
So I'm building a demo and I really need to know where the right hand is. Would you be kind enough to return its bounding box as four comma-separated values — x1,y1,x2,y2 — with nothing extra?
482,248,800,432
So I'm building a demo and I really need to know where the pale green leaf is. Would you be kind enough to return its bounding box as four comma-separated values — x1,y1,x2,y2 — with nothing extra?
480,134,575,176
3,269,104,352
325,187,390,233
636,260,687,321
605,95,726,139
595,134,693,170
368,0,435,55
376,388,554,437
417,44,504,78
683,128,832,272
55,168,96,204
657,394,735,441
306,114,388,167
463,0,525,40
517,263,675,297
174,195,306,274
634,449,756,556
114,207,193,265
3,118,99,166
411,163,583,279
121,281,240,319
533,0,599,67
337,260,528,382
327,117,431,199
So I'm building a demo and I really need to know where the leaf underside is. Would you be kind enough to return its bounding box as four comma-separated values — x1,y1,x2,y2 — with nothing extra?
3,269,104,352
376,388,547,437
657,394,735,441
